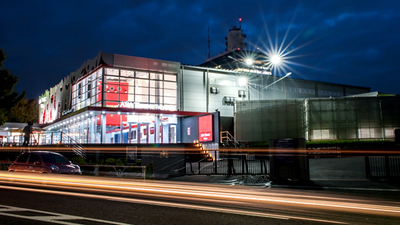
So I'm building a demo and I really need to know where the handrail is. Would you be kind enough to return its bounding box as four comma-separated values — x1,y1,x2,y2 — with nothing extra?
220,131,240,147
41,131,86,159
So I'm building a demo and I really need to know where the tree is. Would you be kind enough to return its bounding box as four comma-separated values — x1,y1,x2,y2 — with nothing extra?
0,49,25,125
8,98,39,124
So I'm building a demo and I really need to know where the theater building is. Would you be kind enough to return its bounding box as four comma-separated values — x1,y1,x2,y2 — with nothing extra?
37,25,398,146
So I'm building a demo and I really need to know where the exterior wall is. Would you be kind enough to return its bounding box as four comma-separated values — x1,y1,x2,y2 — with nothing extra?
235,100,304,142
235,96,400,142
248,76,370,101
179,68,206,112
181,66,248,117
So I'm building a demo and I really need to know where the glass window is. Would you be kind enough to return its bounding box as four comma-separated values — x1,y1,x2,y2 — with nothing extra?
164,97,176,105
135,79,149,87
41,153,70,164
121,70,134,77
164,74,176,81
164,89,176,97
105,76,119,83
16,153,30,163
164,81,176,90
150,80,163,88
150,73,163,80
136,87,148,95
105,68,119,75
136,71,149,79
150,96,162,104
28,154,42,164
136,95,148,103
150,88,162,96
120,77,134,87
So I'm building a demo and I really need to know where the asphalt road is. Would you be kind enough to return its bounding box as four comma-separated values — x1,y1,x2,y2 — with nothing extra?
0,173,399,225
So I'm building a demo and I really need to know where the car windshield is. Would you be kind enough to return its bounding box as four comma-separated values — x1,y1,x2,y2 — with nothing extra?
40,154,70,164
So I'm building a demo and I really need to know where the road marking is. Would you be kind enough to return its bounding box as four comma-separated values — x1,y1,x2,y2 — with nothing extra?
0,204,130,225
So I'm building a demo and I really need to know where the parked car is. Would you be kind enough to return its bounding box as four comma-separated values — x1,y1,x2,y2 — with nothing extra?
8,151,81,174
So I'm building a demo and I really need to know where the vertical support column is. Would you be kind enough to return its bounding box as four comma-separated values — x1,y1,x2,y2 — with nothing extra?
128,122,132,144
145,124,149,144
89,114,95,143
206,70,209,113
101,67,106,107
120,114,123,143
101,113,106,144
137,123,141,144
155,115,161,143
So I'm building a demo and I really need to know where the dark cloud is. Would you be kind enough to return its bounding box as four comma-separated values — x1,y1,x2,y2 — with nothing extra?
1,0,399,98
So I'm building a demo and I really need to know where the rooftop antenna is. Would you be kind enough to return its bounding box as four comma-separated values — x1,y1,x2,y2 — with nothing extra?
239,16,242,29
208,26,210,58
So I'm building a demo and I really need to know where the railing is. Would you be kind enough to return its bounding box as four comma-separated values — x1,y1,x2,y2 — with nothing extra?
79,165,146,179
186,152,269,176
40,131,86,159
220,131,240,148
366,155,400,178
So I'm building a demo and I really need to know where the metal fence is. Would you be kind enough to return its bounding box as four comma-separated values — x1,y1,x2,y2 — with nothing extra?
366,155,400,178
186,156,269,176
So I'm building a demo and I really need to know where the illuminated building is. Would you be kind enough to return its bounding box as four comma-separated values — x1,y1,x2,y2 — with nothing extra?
36,25,399,146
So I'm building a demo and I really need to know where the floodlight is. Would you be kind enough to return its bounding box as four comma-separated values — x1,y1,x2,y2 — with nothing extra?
245,58,253,66
270,55,281,64
238,77,248,87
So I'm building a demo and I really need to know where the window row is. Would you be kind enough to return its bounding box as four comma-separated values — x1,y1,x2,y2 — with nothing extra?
104,68,177,81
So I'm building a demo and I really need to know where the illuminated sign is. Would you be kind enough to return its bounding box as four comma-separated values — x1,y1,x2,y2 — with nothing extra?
119,101,175,111
198,114,213,142
119,101,135,108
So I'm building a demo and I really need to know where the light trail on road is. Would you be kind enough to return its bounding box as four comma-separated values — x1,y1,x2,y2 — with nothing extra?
1,172,400,221
0,184,348,224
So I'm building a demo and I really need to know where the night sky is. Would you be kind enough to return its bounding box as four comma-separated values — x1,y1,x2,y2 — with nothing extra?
1,1,399,99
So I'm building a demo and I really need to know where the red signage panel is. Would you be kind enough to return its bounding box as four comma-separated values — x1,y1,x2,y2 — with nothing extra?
198,114,213,142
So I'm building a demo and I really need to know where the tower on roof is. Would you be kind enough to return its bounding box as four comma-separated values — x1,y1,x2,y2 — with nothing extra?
225,18,247,51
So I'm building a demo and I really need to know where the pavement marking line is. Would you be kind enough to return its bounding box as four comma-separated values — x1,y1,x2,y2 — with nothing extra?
0,204,131,225
0,185,348,224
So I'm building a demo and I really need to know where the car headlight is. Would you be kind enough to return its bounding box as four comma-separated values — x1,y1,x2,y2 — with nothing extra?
50,165,59,171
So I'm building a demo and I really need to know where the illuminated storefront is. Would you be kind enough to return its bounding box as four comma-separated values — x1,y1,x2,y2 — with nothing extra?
38,52,212,144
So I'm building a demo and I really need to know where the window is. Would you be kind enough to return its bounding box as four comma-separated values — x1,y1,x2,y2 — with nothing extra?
16,154,30,163
164,89,176,97
313,129,330,139
105,68,119,75
87,83,91,98
164,74,176,81
28,154,41,164
238,90,246,97
121,70,134,77
136,71,149,79
164,82,176,90
164,97,176,105
150,73,163,80
78,83,82,98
